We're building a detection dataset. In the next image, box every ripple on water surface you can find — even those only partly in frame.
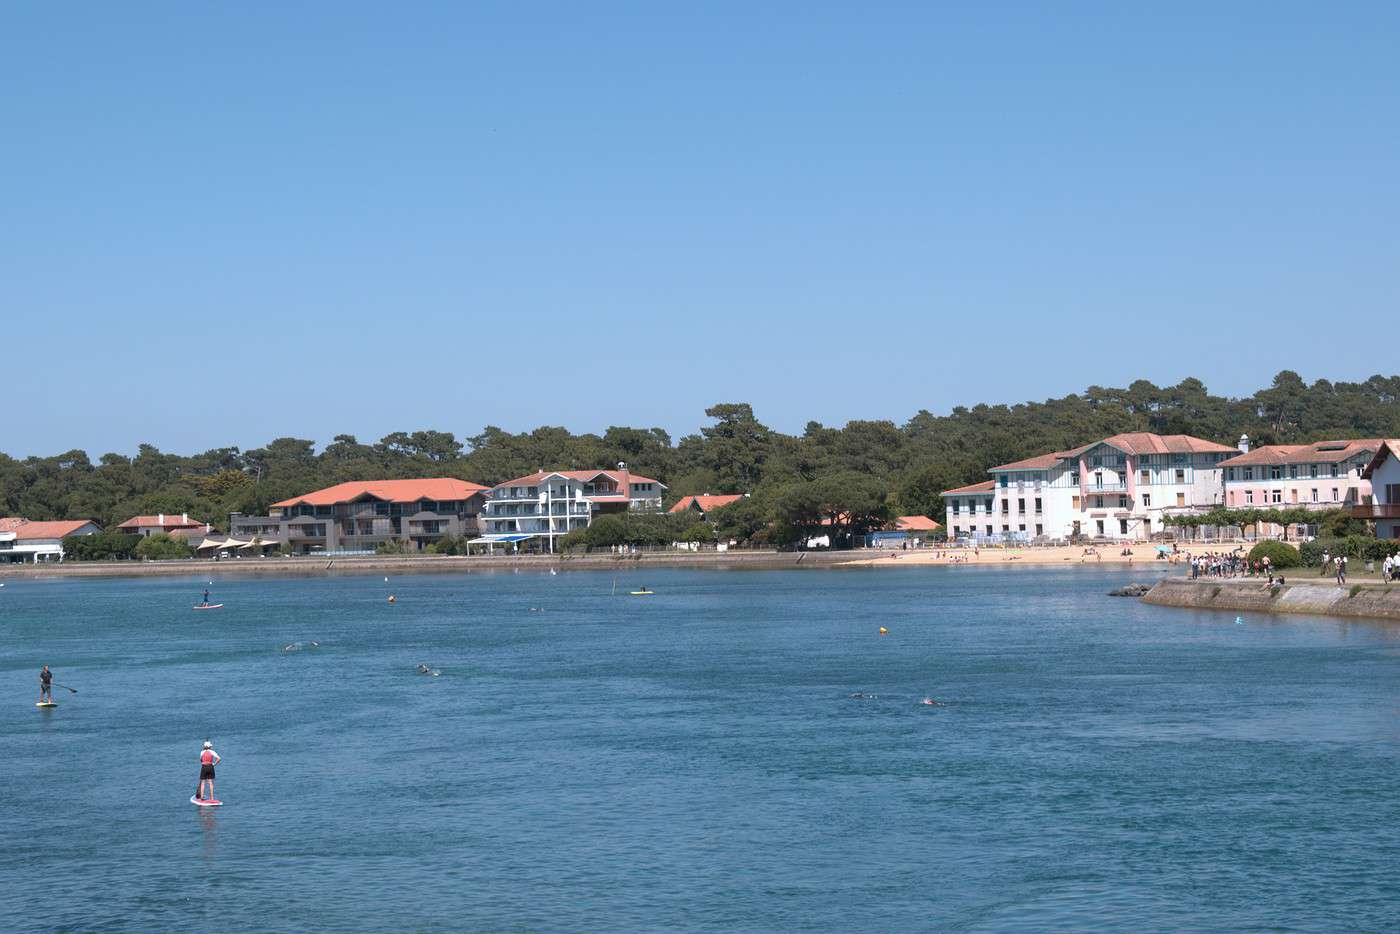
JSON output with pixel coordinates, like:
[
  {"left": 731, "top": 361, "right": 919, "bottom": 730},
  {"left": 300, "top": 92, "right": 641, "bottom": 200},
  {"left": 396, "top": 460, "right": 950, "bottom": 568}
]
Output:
[{"left": 2, "top": 566, "right": 1399, "bottom": 932}]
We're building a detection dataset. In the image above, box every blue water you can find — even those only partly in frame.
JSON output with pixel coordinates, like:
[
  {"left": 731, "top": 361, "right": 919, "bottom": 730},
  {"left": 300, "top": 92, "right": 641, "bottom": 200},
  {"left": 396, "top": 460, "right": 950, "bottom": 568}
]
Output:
[{"left": 3, "top": 566, "right": 1399, "bottom": 932}]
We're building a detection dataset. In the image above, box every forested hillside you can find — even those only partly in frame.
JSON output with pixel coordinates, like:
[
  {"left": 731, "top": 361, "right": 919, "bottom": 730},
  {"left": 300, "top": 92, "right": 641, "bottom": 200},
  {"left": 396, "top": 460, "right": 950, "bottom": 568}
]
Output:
[{"left": 4, "top": 371, "right": 1398, "bottom": 534}]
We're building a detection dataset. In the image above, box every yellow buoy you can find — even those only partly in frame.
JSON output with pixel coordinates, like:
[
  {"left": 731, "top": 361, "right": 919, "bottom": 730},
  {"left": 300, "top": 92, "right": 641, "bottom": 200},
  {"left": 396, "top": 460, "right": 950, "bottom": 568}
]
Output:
[
  {"left": 387, "top": 595, "right": 396, "bottom": 604},
  {"left": 879, "top": 627, "right": 889, "bottom": 635}
]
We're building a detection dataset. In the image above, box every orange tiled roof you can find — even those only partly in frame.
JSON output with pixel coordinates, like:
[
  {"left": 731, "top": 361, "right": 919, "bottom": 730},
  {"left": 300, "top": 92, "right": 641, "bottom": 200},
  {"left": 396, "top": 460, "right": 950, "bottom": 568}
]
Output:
[
  {"left": 272, "top": 478, "right": 489, "bottom": 508},
  {"left": 1058, "top": 432, "right": 1237, "bottom": 459},
  {"left": 942, "top": 480, "right": 996, "bottom": 495},
  {"left": 0, "top": 518, "right": 100, "bottom": 539},
  {"left": 987, "top": 452, "right": 1062, "bottom": 471},
  {"left": 1218, "top": 439, "right": 1382, "bottom": 469},
  {"left": 894, "top": 515, "right": 941, "bottom": 531},
  {"left": 116, "top": 514, "right": 207, "bottom": 530},
  {"left": 669, "top": 494, "right": 745, "bottom": 514}
]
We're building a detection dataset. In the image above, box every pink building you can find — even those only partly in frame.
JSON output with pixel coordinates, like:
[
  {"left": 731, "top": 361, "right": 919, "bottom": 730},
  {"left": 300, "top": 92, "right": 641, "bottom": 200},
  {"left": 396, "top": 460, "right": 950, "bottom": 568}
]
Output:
[{"left": 1219, "top": 436, "right": 1380, "bottom": 513}]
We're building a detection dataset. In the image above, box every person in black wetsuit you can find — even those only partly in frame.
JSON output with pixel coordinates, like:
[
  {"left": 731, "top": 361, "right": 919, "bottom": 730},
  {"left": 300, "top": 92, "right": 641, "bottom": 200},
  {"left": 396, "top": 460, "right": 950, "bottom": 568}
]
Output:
[{"left": 39, "top": 666, "right": 53, "bottom": 704}]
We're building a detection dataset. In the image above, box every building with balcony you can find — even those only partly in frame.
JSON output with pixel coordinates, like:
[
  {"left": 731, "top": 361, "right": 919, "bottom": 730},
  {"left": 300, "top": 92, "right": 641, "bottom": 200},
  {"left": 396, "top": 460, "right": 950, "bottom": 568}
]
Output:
[
  {"left": 0, "top": 517, "right": 101, "bottom": 562},
  {"left": 116, "top": 513, "right": 210, "bottom": 538},
  {"left": 942, "top": 432, "right": 1237, "bottom": 542},
  {"left": 229, "top": 478, "right": 490, "bottom": 554},
  {"left": 479, "top": 463, "right": 665, "bottom": 552},
  {"left": 1356, "top": 439, "right": 1400, "bottom": 539},
  {"left": 1219, "top": 436, "right": 1379, "bottom": 513}
]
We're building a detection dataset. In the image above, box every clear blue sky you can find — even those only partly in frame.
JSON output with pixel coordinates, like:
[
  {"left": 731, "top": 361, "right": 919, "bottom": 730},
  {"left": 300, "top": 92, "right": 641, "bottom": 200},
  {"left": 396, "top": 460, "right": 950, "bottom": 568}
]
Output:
[{"left": 3, "top": 3, "right": 1397, "bottom": 458}]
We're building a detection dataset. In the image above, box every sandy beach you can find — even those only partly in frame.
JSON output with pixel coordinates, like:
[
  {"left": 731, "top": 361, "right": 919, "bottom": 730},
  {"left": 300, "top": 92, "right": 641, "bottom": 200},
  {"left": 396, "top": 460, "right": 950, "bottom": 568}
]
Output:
[{"left": 846, "top": 542, "right": 1227, "bottom": 568}]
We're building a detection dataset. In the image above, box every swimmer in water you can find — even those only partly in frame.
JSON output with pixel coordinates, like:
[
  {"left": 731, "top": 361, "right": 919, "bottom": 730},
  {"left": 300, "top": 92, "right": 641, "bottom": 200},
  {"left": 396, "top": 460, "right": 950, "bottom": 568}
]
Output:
[{"left": 920, "top": 697, "right": 938, "bottom": 706}]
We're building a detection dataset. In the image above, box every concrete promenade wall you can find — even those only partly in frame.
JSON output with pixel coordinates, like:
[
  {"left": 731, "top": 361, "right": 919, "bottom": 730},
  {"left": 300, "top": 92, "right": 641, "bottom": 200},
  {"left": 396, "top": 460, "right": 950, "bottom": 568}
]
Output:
[
  {"left": 0, "top": 549, "right": 871, "bottom": 581},
  {"left": 1143, "top": 577, "right": 1400, "bottom": 622}
]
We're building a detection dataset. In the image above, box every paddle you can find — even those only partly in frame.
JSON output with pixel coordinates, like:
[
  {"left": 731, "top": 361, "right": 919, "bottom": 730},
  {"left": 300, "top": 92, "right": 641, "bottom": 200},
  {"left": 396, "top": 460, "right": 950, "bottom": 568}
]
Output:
[{"left": 52, "top": 683, "right": 78, "bottom": 694}]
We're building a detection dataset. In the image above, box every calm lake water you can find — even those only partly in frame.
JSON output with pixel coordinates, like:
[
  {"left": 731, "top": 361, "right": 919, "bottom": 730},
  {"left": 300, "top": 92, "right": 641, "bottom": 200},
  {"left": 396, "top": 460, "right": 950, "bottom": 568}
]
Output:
[{"left": 3, "top": 565, "right": 1399, "bottom": 932}]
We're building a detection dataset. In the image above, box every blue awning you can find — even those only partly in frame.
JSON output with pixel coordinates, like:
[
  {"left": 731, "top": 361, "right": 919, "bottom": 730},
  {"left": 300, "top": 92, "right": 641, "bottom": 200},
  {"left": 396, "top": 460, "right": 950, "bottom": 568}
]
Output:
[{"left": 467, "top": 534, "right": 536, "bottom": 544}]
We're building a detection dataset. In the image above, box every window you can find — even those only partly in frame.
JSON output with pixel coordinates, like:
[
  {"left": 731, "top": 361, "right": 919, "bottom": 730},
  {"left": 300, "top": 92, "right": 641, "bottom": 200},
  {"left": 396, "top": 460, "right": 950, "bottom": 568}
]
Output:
[
  {"left": 1118, "top": 496, "right": 1128, "bottom": 509},
  {"left": 1311, "top": 488, "right": 1318, "bottom": 502},
  {"left": 1332, "top": 488, "right": 1339, "bottom": 501},
  {"left": 999, "top": 475, "right": 1008, "bottom": 488},
  {"left": 1094, "top": 496, "right": 1104, "bottom": 509},
  {"left": 1034, "top": 497, "right": 1042, "bottom": 514},
  {"left": 1245, "top": 490, "right": 1254, "bottom": 505},
  {"left": 1243, "top": 467, "right": 1254, "bottom": 480},
  {"left": 1140, "top": 470, "right": 1151, "bottom": 485},
  {"left": 1331, "top": 464, "right": 1339, "bottom": 478},
  {"left": 1091, "top": 456, "right": 1103, "bottom": 467},
  {"left": 1142, "top": 493, "right": 1151, "bottom": 507},
  {"left": 1175, "top": 469, "right": 1186, "bottom": 483},
  {"left": 1271, "top": 489, "right": 1282, "bottom": 504},
  {"left": 985, "top": 525, "right": 992, "bottom": 535},
  {"left": 953, "top": 525, "right": 961, "bottom": 536},
  {"left": 1001, "top": 524, "right": 1009, "bottom": 533},
  {"left": 1001, "top": 499, "right": 1010, "bottom": 515},
  {"left": 1119, "top": 519, "right": 1129, "bottom": 534},
  {"left": 1018, "top": 524, "right": 1025, "bottom": 533},
  {"left": 1289, "top": 465, "right": 1298, "bottom": 479},
  {"left": 1072, "top": 496, "right": 1081, "bottom": 509},
  {"left": 1309, "top": 465, "right": 1318, "bottom": 478},
  {"left": 1270, "top": 466, "right": 1283, "bottom": 480},
  {"left": 1035, "top": 524, "right": 1043, "bottom": 535},
  {"left": 1096, "top": 520, "right": 1105, "bottom": 534},
  {"left": 984, "top": 498, "right": 993, "bottom": 513},
  {"left": 1226, "top": 467, "right": 1235, "bottom": 481},
  {"left": 1094, "top": 471, "right": 1104, "bottom": 488},
  {"left": 1017, "top": 498, "right": 1025, "bottom": 513},
  {"left": 951, "top": 501, "right": 960, "bottom": 516},
  {"left": 1387, "top": 484, "right": 1400, "bottom": 504},
  {"left": 1069, "top": 472, "right": 1079, "bottom": 486}
]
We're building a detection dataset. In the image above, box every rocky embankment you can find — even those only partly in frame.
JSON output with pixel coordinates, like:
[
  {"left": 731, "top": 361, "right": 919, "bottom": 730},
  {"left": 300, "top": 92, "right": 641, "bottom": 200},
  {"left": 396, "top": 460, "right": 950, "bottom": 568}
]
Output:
[{"left": 1142, "top": 577, "right": 1400, "bottom": 622}]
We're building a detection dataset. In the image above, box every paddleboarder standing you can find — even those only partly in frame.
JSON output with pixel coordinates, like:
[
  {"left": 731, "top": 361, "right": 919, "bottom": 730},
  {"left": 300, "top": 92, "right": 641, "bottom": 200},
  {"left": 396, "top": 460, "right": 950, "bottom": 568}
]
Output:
[
  {"left": 39, "top": 666, "right": 53, "bottom": 705},
  {"left": 197, "top": 741, "right": 221, "bottom": 802}
]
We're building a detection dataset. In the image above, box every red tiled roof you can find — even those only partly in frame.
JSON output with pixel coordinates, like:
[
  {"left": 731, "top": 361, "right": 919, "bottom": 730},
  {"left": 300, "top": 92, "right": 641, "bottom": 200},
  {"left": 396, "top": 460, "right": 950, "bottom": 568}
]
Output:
[
  {"left": 942, "top": 480, "right": 996, "bottom": 495},
  {"left": 669, "top": 494, "right": 745, "bottom": 514},
  {"left": 116, "top": 514, "right": 206, "bottom": 530},
  {"left": 1060, "top": 433, "right": 1236, "bottom": 458},
  {"left": 0, "top": 518, "right": 100, "bottom": 539},
  {"left": 988, "top": 453, "right": 1062, "bottom": 471},
  {"left": 894, "top": 515, "right": 941, "bottom": 531},
  {"left": 1362, "top": 440, "right": 1400, "bottom": 479},
  {"left": 1218, "top": 439, "right": 1382, "bottom": 468},
  {"left": 493, "top": 470, "right": 664, "bottom": 489},
  {"left": 271, "top": 478, "right": 490, "bottom": 508}
]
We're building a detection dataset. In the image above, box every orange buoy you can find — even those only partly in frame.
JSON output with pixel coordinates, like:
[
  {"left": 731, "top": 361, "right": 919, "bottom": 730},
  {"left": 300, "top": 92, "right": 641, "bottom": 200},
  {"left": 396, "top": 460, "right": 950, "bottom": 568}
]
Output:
[{"left": 878, "top": 627, "right": 889, "bottom": 635}]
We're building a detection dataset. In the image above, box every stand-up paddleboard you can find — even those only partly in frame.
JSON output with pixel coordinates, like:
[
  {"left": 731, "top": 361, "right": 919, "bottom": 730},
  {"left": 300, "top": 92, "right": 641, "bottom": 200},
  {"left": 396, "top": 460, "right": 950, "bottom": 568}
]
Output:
[
  {"left": 36, "top": 702, "right": 58, "bottom": 708},
  {"left": 629, "top": 591, "right": 653, "bottom": 596},
  {"left": 190, "top": 795, "right": 223, "bottom": 807},
  {"left": 193, "top": 604, "right": 224, "bottom": 610}
]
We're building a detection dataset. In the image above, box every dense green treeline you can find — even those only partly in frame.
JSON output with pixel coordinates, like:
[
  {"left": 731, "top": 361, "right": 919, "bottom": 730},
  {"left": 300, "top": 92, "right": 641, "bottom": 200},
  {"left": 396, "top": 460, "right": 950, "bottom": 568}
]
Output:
[{"left": 4, "top": 371, "right": 1399, "bottom": 537}]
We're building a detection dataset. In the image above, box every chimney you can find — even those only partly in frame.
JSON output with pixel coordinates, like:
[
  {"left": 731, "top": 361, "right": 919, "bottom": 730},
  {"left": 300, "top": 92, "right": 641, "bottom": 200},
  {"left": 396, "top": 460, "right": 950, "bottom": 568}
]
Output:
[
  {"left": 618, "top": 461, "right": 630, "bottom": 500},
  {"left": 182, "top": 513, "right": 188, "bottom": 523},
  {"left": 158, "top": 513, "right": 165, "bottom": 525},
  {"left": 1238, "top": 434, "right": 1250, "bottom": 454}
]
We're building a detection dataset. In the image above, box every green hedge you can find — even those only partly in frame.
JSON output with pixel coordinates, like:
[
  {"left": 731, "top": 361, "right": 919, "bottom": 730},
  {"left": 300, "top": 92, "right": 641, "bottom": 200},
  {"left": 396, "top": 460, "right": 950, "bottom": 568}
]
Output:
[
  {"left": 1299, "top": 537, "right": 1400, "bottom": 566},
  {"left": 1248, "top": 540, "right": 1301, "bottom": 569}
]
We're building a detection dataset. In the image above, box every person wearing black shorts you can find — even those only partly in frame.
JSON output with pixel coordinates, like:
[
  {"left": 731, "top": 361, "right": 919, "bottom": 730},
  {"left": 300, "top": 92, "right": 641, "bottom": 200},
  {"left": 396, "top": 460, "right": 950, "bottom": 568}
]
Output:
[
  {"left": 39, "top": 666, "right": 53, "bottom": 704},
  {"left": 197, "top": 741, "right": 221, "bottom": 801}
]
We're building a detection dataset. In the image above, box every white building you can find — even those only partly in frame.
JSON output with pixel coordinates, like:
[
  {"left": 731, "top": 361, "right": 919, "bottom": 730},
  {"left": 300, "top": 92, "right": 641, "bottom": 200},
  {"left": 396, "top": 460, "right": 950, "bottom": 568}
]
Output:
[
  {"left": 1358, "top": 439, "right": 1400, "bottom": 539},
  {"left": 943, "top": 432, "right": 1236, "bottom": 543},
  {"left": 478, "top": 463, "right": 666, "bottom": 552},
  {"left": 0, "top": 518, "right": 102, "bottom": 562}
]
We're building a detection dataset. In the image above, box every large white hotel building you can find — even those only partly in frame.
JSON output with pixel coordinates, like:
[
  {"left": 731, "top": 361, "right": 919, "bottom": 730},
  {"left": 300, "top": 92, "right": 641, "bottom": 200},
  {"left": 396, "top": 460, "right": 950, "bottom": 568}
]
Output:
[{"left": 942, "top": 432, "right": 1238, "bottom": 543}]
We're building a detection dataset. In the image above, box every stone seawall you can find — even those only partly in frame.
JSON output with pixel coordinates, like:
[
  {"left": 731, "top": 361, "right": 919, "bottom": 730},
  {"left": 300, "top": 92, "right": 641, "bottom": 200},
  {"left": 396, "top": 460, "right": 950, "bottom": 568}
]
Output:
[
  {"left": 1142, "top": 577, "right": 1400, "bottom": 622},
  {"left": 0, "top": 549, "right": 871, "bottom": 581}
]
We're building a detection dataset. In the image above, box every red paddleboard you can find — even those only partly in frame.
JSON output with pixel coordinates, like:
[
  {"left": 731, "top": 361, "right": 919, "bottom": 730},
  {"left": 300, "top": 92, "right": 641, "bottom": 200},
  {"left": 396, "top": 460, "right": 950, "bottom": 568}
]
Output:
[
  {"left": 190, "top": 795, "right": 223, "bottom": 807},
  {"left": 193, "top": 604, "right": 224, "bottom": 610}
]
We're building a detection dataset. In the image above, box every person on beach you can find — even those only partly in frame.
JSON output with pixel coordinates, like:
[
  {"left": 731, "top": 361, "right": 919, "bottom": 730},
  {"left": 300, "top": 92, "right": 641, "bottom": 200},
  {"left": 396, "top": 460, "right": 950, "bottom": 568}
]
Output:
[
  {"left": 197, "top": 741, "right": 221, "bottom": 801},
  {"left": 39, "top": 666, "right": 53, "bottom": 704}
]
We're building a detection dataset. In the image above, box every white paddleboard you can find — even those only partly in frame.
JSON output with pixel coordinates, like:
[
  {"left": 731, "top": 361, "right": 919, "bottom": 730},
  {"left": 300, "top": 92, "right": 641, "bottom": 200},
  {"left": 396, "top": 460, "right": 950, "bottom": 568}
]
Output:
[
  {"left": 190, "top": 795, "right": 223, "bottom": 807},
  {"left": 36, "top": 702, "right": 58, "bottom": 708}
]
